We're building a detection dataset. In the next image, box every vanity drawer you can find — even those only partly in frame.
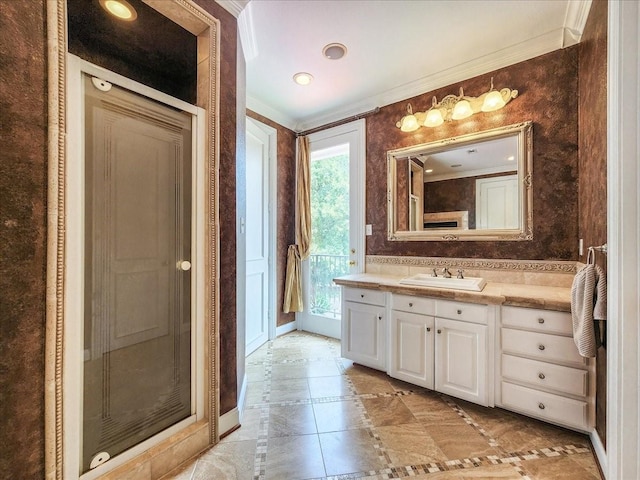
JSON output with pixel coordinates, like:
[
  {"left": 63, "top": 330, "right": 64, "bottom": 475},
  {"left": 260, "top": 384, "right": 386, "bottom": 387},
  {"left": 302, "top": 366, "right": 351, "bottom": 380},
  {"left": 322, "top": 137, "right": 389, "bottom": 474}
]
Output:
[
  {"left": 436, "top": 300, "right": 488, "bottom": 325},
  {"left": 502, "top": 306, "right": 572, "bottom": 335},
  {"left": 343, "top": 287, "right": 386, "bottom": 306},
  {"left": 501, "top": 381, "right": 589, "bottom": 430},
  {"left": 391, "top": 294, "right": 436, "bottom": 315},
  {"left": 502, "top": 354, "right": 588, "bottom": 397},
  {"left": 502, "top": 328, "right": 585, "bottom": 365}
]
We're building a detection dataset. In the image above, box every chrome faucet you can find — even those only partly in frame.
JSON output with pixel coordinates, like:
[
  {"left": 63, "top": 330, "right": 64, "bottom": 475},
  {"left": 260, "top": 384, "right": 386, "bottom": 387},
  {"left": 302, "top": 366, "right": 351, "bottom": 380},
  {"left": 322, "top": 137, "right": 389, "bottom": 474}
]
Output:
[
  {"left": 457, "top": 269, "right": 464, "bottom": 279},
  {"left": 442, "top": 267, "right": 452, "bottom": 278}
]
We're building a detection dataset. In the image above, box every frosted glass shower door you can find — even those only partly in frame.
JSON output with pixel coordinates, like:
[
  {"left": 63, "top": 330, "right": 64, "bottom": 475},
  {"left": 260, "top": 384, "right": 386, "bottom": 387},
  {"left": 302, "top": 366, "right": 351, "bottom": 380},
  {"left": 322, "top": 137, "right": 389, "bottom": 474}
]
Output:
[{"left": 82, "top": 76, "right": 193, "bottom": 472}]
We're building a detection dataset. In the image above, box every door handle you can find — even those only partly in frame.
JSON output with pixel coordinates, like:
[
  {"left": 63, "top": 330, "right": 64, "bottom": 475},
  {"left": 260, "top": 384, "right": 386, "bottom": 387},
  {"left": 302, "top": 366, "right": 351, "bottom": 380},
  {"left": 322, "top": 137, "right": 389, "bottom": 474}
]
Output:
[
  {"left": 349, "top": 261, "right": 356, "bottom": 266},
  {"left": 178, "top": 260, "right": 192, "bottom": 271}
]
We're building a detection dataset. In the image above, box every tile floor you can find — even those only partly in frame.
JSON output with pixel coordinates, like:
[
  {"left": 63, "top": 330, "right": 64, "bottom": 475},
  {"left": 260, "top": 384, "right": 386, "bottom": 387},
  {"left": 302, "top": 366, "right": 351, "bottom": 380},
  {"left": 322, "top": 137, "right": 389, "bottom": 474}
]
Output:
[{"left": 166, "top": 332, "right": 602, "bottom": 480}]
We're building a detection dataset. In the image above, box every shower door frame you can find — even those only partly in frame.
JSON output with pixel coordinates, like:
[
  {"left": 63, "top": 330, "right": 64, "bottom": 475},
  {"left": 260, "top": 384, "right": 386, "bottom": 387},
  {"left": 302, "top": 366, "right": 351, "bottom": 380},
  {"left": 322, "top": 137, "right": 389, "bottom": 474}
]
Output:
[
  {"left": 64, "top": 55, "right": 206, "bottom": 479},
  {"left": 45, "top": 1, "right": 221, "bottom": 478}
]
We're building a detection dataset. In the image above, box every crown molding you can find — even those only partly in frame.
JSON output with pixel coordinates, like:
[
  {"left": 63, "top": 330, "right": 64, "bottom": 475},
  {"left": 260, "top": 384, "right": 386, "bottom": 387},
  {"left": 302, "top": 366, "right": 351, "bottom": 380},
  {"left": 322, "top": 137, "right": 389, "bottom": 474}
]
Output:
[
  {"left": 214, "top": 0, "right": 248, "bottom": 18},
  {"left": 293, "top": 28, "right": 566, "bottom": 132},
  {"left": 237, "top": 2, "right": 257, "bottom": 61},
  {"left": 563, "top": 0, "right": 593, "bottom": 46},
  {"left": 246, "top": 95, "right": 298, "bottom": 131}
]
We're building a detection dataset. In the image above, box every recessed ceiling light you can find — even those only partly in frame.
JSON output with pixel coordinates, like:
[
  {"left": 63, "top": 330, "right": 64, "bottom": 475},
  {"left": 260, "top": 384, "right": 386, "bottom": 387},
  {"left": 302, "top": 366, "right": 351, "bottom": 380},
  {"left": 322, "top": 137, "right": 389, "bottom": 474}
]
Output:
[
  {"left": 507, "top": 155, "right": 515, "bottom": 161},
  {"left": 293, "top": 72, "right": 313, "bottom": 86},
  {"left": 99, "top": 0, "right": 138, "bottom": 21},
  {"left": 467, "top": 149, "right": 477, "bottom": 154},
  {"left": 323, "top": 43, "right": 347, "bottom": 60},
  {"left": 425, "top": 169, "right": 434, "bottom": 173},
  {"left": 450, "top": 164, "right": 462, "bottom": 168}
]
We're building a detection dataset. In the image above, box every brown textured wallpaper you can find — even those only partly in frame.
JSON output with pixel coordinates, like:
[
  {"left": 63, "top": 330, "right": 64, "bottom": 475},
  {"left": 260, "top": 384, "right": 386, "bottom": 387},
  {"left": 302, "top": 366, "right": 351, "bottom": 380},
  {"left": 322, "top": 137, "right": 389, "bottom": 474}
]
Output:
[
  {"left": 246, "top": 110, "right": 297, "bottom": 327},
  {"left": 367, "top": 47, "right": 580, "bottom": 260},
  {"left": 0, "top": 2, "right": 48, "bottom": 478},
  {"left": 578, "top": 0, "right": 608, "bottom": 448}
]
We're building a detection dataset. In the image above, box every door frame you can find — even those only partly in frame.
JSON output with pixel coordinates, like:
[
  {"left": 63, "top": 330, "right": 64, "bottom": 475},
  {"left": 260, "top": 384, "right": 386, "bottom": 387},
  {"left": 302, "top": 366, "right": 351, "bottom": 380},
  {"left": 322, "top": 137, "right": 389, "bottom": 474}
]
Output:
[
  {"left": 63, "top": 54, "right": 206, "bottom": 480},
  {"left": 299, "top": 119, "right": 366, "bottom": 338},
  {"left": 246, "top": 117, "right": 278, "bottom": 346},
  {"left": 45, "top": 1, "right": 221, "bottom": 478}
]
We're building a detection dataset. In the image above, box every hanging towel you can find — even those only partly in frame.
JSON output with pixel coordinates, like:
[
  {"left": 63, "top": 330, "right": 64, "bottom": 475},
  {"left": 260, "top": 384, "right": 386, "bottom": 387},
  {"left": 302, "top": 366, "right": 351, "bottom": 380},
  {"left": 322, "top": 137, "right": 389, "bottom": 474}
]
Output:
[{"left": 571, "top": 264, "right": 607, "bottom": 357}]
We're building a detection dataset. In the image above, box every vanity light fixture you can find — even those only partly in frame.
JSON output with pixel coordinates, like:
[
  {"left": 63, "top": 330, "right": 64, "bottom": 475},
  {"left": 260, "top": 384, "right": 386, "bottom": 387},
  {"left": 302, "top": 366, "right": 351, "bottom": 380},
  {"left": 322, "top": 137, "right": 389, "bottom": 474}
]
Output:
[
  {"left": 293, "top": 72, "right": 314, "bottom": 86},
  {"left": 396, "top": 77, "right": 518, "bottom": 131},
  {"left": 99, "top": 0, "right": 138, "bottom": 21}
]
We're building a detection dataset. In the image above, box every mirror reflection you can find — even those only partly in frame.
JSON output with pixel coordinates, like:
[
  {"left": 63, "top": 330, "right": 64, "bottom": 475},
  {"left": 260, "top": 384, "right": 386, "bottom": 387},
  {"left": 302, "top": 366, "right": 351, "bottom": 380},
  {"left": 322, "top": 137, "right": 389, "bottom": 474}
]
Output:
[{"left": 387, "top": 121, "right": 533, "bottom": 241}]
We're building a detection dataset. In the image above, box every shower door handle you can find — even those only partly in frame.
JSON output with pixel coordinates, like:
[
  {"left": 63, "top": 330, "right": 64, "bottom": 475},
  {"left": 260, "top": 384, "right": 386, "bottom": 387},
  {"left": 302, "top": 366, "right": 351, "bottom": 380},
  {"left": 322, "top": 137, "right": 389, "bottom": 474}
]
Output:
[{"left": 178, "top": 260, "right": 192, "bottom": 271}]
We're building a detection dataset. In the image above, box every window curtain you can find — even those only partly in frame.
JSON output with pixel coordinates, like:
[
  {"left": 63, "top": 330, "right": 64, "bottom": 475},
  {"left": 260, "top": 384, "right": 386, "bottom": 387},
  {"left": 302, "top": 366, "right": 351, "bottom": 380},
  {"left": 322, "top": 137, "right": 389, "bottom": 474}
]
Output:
[{"left": 283, "top": 136, "right": 311, "bottom": 313}]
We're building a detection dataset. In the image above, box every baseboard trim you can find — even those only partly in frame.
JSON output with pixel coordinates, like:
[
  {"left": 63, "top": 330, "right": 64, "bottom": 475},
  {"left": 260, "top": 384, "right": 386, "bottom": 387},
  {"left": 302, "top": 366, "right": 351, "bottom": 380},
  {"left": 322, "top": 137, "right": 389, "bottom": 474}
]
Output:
[
  {"left": 218, "top": 407, "right": 240, "bottom": 437},
  {"left": 276, "top": 320, "right": 297, "bottom": 336},
  {"left": 590, "top": 429, "right": 607, "bottom": 478}
]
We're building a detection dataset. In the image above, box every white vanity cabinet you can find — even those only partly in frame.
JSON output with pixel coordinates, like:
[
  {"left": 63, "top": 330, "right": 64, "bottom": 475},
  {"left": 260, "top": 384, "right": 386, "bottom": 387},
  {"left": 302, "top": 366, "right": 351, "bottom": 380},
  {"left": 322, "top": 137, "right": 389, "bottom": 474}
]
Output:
[
  {"left": 434, "top": 301, "right": 491, "bottom": 406},
  {"left": 341, "top": 287, "right": 386, "bottom": 370},
  {"left": 499, "top": 305, "right": 593, "bottom": 431},
  {"left": 389, "top": 295, "right": 436, "bottom": 389},
  {"left": 389, "top": 295, "right": 492, "bottom": 406}
]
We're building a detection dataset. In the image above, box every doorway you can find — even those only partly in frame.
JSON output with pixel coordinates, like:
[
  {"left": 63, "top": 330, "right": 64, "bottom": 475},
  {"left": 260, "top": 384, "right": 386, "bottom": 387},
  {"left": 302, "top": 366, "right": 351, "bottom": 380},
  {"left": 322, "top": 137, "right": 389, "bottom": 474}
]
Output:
[
  {"left": 245, "top": 118, "right": 277, "bottom": 355},
  {"left": 299, "top": 120, "right": 366, "bottom": 339}
]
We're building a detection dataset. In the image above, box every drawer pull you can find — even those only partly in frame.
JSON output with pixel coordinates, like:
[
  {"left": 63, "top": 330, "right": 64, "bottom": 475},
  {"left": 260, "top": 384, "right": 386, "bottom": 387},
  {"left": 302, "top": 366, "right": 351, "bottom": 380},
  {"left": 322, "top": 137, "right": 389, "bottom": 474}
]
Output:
[
  {"left": 360, "top": 294, "right": 364, "bottom": 298},
  {"left": 457, "top": 309, "right": 462, "bottom": 315},
  {"left": 538, "top": 318, "right": 545, "bottom": 324},
  {"left": 538, "top": 373, "right": 546, "bottom": 380},
  {"left": 426, "top": 327, "right": 431, "bottom": 332},
  {"left": 538, "top": 403, "right": 546, "bottom": 410},
  {"left": 409, "top": 302, "right": 413, "bottom": 307},
  {"left": 378, "top": 315, "right": 382, "bottom": 320},
  {"left": 538, "top": 344, "right": 546, "bottom": 351},
  {"left": 437, "top": 329, "right": 442, "bottom": 334}
]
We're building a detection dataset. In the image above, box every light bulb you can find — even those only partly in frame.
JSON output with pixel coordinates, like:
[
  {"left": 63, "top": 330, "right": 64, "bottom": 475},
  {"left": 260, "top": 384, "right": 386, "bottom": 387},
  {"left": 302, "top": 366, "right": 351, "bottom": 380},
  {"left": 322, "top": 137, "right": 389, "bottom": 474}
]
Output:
[
  {"left": 482, "top": 90, "right": 506, "bottom": 112},
  {"left": 100, "top": 0, "right": 137, "bottom": 21},
  {"left": 452, "top": 99, "right": 472, "bottom": 120},
  {"left": 424, "top": 108, "right": 444, "bottom": 127},
  {"left": 400, "top": 114, "right": 419, "bottom": 132}
]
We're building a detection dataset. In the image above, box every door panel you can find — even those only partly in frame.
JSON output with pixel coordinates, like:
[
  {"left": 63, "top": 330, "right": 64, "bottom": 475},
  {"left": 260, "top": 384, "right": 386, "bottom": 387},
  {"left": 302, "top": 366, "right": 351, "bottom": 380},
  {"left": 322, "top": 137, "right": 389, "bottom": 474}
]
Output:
[
  {"left": 245, "top": 119, "right": 270, "bottom": 354},
  {"left": 83, "top": 75, "right": 192, "bottom": 472}
]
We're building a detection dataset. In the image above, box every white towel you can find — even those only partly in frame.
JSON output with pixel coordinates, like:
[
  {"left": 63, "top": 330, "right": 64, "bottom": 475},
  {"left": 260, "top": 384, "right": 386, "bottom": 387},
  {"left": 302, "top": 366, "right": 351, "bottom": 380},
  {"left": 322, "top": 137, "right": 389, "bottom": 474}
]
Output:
[{"left": 571, "top": 264, "right": 607, "bottom": 357}]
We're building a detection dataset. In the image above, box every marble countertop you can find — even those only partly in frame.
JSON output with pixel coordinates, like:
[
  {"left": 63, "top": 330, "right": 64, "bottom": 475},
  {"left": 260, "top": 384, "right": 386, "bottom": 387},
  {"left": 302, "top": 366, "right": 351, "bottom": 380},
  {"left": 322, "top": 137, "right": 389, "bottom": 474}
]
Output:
[{"left": 333, "top": 273, "right": 571, "bottom": 312}]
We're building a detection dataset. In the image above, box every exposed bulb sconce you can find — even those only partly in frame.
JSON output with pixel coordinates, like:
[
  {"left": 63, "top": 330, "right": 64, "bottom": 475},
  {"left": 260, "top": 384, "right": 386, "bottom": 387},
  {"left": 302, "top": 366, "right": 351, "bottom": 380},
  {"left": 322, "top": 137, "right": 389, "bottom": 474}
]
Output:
[{"left": 396, "top": 77, "right": 518, "bottom": 131}]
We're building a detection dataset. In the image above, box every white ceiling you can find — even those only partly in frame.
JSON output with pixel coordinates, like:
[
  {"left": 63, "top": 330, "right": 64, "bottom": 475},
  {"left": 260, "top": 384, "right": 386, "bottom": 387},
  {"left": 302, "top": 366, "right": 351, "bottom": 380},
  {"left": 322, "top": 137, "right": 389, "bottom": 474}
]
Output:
[{"left": 235, "top": 0, "right": 592, "bottom": 132}]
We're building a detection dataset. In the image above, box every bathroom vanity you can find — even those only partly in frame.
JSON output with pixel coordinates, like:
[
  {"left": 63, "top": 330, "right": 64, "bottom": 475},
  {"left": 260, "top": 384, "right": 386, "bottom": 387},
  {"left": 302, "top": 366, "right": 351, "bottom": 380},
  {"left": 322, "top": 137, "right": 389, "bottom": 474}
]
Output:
[{"left": 335, "top": 274, "right": 594, "bottom": 433}]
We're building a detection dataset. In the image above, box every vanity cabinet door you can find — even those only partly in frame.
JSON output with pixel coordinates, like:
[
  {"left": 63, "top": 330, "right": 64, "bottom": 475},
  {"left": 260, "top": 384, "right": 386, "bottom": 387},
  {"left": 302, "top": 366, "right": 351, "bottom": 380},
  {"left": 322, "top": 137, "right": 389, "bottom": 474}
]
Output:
[
  {"left": 342, "top": 301, "right": 386, "bottom": 370},
  {"left": 389, "top": 310, "right": 435, "bottom": 389},
  {"left": 435, "top": 317, "right": 488, "bottom": 406}
]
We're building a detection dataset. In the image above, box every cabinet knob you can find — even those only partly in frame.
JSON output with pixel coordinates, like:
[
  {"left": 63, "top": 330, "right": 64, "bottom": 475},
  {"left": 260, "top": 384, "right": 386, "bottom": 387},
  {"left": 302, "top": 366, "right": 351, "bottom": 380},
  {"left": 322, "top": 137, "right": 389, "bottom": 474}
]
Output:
[
  {"left": 538, "top": 344, "right": 546, "bottom": 351},
  {"left": 360, "top": 294, "right": 364, "bottom": 298},
  {"left": 409, "top": 302, "right": 413, "bottom": 307},
  {"left": 538, "top": 318, "right": 545, "bottom": 324},
  {"left": 378, "top": 315, "right": 382, "bottom": 320},
  {"left": 538, "top": 403, "right": 546, "bottom": 410},
  {"left": 426, "top": 327, "right": 431, "bottom": 332},
  {"left": 457, "top": 309, "right": 462, "bottom": 315},
  {"left": 538, "top": 373, "right": 546, "bottom": 380},
  {"left": 437, "top": 329, "right": 442, "bottom": 334}
]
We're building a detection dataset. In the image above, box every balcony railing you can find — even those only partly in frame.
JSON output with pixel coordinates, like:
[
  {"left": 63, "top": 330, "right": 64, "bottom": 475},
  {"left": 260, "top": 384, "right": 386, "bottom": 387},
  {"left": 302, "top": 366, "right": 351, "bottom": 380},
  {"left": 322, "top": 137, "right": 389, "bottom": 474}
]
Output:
[{"left": 309, "top": 254, "right": 349, "bottom": 318}]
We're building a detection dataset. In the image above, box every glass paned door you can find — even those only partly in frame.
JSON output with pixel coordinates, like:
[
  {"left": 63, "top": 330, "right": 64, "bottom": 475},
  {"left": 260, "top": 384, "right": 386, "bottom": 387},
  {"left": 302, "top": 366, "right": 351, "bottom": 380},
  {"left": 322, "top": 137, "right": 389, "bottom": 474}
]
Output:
[
  {"left": 309, "top": 144, "right": 350, "bottom": 319},
  {"left": 301, "top": 121, "right": 365, "bottom": 339},
  {"left": 82, "top": 75, "right": 193, "bottom": 472}
]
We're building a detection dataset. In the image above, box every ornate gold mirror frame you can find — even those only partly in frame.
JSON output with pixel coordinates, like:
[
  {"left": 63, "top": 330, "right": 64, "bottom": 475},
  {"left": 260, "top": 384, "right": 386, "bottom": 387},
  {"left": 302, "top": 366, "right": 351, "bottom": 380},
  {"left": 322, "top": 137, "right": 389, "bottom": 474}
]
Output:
[
  {"left": 45, "top": 1, "right": 220, "bottom": 477},
  {"left": 387, "top": 121, "right": 533, "bottom": 241}
]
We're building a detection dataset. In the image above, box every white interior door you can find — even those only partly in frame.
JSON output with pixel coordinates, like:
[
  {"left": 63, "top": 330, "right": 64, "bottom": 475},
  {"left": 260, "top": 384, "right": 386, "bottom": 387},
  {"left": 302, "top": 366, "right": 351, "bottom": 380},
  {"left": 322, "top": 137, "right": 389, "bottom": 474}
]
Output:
[
  {"left": 245, "top": 119, "right": 270, "bottom": 355},
  {"left": 300, "top": 120, "right": 366, "bottom": 339},
  {"left": 476, "top": 174, "right": 519, "bottom": 229}
]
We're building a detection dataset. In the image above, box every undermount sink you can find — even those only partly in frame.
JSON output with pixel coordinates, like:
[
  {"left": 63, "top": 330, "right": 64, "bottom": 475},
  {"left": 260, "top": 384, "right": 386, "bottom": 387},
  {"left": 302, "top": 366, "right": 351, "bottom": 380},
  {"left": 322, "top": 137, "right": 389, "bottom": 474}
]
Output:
[{"left": 399, "top": 274, "right": 487, "bottom": 292}]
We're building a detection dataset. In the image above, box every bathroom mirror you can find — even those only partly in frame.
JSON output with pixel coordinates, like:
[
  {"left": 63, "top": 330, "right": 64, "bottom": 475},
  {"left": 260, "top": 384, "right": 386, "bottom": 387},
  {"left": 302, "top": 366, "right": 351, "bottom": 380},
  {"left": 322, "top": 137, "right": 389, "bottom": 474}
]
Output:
[{"left": 387, "top": 121, "right": 533, "bottom": 241}]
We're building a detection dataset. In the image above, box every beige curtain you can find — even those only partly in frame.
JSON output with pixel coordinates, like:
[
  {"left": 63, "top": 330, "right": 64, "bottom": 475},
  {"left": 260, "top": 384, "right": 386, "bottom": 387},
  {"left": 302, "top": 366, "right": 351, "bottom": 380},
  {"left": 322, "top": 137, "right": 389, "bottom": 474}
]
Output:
[{"left": 283, "top": 136, "right": 311, "bottom": 313}]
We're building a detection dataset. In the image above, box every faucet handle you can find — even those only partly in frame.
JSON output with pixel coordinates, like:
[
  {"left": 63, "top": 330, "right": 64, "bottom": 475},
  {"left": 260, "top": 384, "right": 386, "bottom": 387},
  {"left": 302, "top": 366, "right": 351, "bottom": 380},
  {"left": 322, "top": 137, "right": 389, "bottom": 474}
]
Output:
[
  {"left": 442, "top": 267, "right": 452, "bottom": 278},
  {"left": 457, "top": 269, "right": 464, "bottom": 279},
  {"left": 431, "top": 268, "right": 438, "bottom": 277}
]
